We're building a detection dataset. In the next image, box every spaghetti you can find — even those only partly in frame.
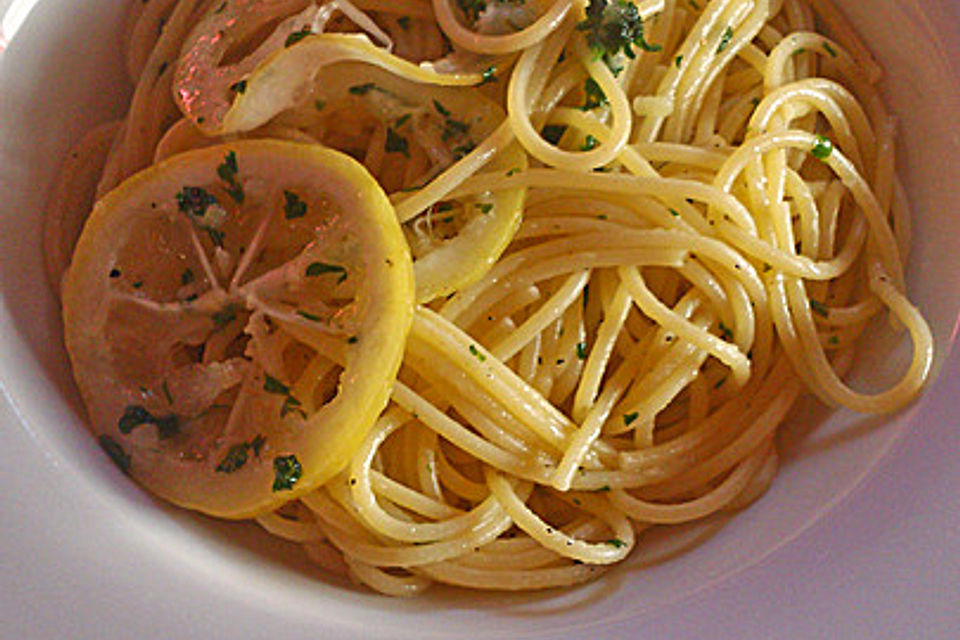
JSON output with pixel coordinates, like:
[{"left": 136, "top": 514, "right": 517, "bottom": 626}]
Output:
[{"left": 48, "top": 0, "right": 933, "bottom": 595}]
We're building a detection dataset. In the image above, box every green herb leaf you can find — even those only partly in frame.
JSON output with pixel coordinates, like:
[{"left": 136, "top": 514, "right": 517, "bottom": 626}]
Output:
[
  {"left": 283, "top": 190, "right": 308, "bottom": 219},
  {"left": 229, "top": 79, "right": 247, "bottom": 94},
  {"left": 284, "top": 26, "right": 311, "bottom": 48},
  {"left": 469, "top": 344, "right": 487, "bottom": 362},
  {"left": 811, "top": 134, "right": 834, "bottom": 160},
  {"left": 481, "top": 65, "right": 497, "bottom": 84},
  {"left": 263, "top": 373, "right": 290, "bottom": 396},
  {"left": 385, "top": 127, "right": 410, "bottom": 157},
  {"left": 176, "top": 186, "right": 217, "bottom": 218},
  {"left": 216, "top": 443, "right": 251, "bottom": 473},
  {"left": 117, "top": 405, "right": 180, "bottom": 439},
  {"left": 581, "top": 77, "right": 608, "bottom": 110},
  {"left": 623, "top": 411, "right": 639, "bottom": 426},
  {"left": 348, "top": 82, "right": 377, "bottom": 96},
  {"left": 217, "top": 150, "right": 244, "bottom": 203},
  {"left": 98, "top": 435, "right": 131, "bottom": 474},
  {"left": 716, "top": 25, "right": 734, "bottom": 53},
  {"left": 606, "top": 538, "right": 627, "bottom": 548},
  {"left": 576, "top": 341, "right": 589, "bottom": 359},
  {"left": 576, "top": 0, "right": 661, "bottom": 74},
  {"left": 272, "top": 454, "right": 302, "bottom": 491},
  {"left": 475, "top": 202, "right": 494, "bottom": 214},
  {"left": 810, "top": 299, "right": 830, "bottom": 318},
  {"left": 542, "top": 124, "right": 567, "bottom": 145},
  {"left": 305, "top": 261, "right": 347, "bottom": 283},
  {"left": 581, "top": 134, "right": 599, "bottom": 151}
]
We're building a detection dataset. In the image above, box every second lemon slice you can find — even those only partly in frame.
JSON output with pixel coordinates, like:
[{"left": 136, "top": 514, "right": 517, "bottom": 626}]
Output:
[{"left": 63, "top": 139, "right": 414, "bottom": 518}]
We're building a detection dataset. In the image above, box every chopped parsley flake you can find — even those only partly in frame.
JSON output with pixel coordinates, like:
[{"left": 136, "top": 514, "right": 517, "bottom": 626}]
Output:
[
  {"left": 397, "top": 16, "right": 411, "bottom": 29},
  {"left": 272, "top": 455, "right": 302, "bottom": 491},
  {"left": 206, "top": 228, "right": 225, "bottom": 248},
  {"left": 577, "top": 0, "right": 661, "bottom": 74},
  {"left": 469, "top": 344, "right": 487, "bottom": 362},
  {"left": 211, "top": 304, "right": 238, "bottom": 331},
  {"left": 263, "top": 373, "right": 290, "bottom": 396},
  {"left": 216, "top": 442, "right": 252, "bottom": 473},
  {"left": 180, "top": 268, "right": 195, "bottom": 286},
  {"left": 229, "top": 79, "right": 247, "bottom": 94},
  {"left": 348, "top": 82, "right": 377, "bottom": 96},
  {"left": 606, "top": 538, "right": 627, "bottom": 548},
  {"left": 718, "top": 321, "right": 733, "bottom": 341},
  {"left": 581, "top": 134, "right": 599, "bottom": 151},
  {"left": 117, "top": 405, "right": 180, "bottom": 440},
  {"left": 476, "top": 202, "right": 494, "bottom": 214},
  {"left": 296, "top": 310, "right": 323, "bottom": 322},
  {"left": 675, "top": 54, "right": 683, "bottom": 67},
  {"left": 98, "top": 435, "right": 131, "bottom": 474},
  {"left": 284, "top": 26, "right": 312, "bottom": 48},
  {"left": 385, "top": 127, "right": 410, "bottom": 157},
  {"left": 283, "top": 190, "right": 308, "bottom": 219},
  {"left": 217, "top": 150, "right": 244, "bottom": 203},
  {"left": 433, "top": 99, "right": 451, "bottom": 117},
  {"left": 623, "top": 411, "right": 639, "bottom": 426},
  {"left": 811, "top": 134, "right": 834, "bottom": 160},
  {"left": 581, "top": 77, "right": 608, "bottom": 110},
  {"left": 810, "top": 299, "right": 830, "bottom": 318},
  {"left": 481, "top": 66, "right": 497, "bottom": 84},
  {"left": 305, "top": 261, "right": 348, "bottom": 283},
  {"left": 823, "top": 41, "right": 838, "bottom": 57},
  {"left": 717, "top": 26, "right": 734, "bottom": 53},
  {"left": 542, "top": 124, "right": 567, "bottom": 145},
  {"left": 176, "top": 186, "right": 217, "bottom": 218},
  {"left": 576, "top": 342, "right": 589, "bottom": 359}
]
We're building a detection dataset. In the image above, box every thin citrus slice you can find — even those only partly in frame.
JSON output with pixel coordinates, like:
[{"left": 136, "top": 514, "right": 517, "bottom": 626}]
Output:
[
  {"left": 235, "top": 55, "right": 526, "bottom": 302},
  {"left": 175, "top": 5, "right": 493, "bottom": 136},
  {"left": 62, "top": 139, "right": 414, "bottom": 518}
]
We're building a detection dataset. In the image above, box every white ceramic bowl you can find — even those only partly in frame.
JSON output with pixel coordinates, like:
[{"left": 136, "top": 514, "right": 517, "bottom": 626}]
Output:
[{"left": 1, "top": 1, "right": 958, "bottom": 638}]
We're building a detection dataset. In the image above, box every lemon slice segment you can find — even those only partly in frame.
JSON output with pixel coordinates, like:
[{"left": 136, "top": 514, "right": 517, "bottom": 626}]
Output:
[
  {"left": 247, "top": 58, "right": 527, "bottom": 302},
  {"left": 62, "top": 140, "right": 414, "bottom": 518}
]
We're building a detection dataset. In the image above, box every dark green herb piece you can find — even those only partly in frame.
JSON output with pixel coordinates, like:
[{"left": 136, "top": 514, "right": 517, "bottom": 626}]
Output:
[
  {"left": 581, "top": 134, "right": 599, "bottom": 151},
  {"left": 576, "top": 0, "right": 661, "bottom": 74},
  {"left": 217, "top": 150, "right": 244, "bottom": 203},
  {"left": 117, "top": 405, "right": 180, "bottom": 439},
  {"left": 385, "top": 127, "right": 410, "bottom": 157},
  {"left": 263, "top": 373, "right": 291, "bottom": 396},
  {"left": 180, "top": 268, "right": 195, "bottom": 286},
  {"left": 717, "top": 25, "right": 733, "bottom": 53},
  {"left": 469, "top": 344, "right": 487, "bottom": 362},
  {"left": 581, "top": 77, "right": 608, "bottom": 110},
  {"left": 810, "top": 299, "right": 830, "bottom": 318},
  {"left": 176, "top": 186, "right": 217, "bottom": 218},
  {"left": 714, "top": 376, "right": 727, "bottom": 389},
  {"left": 433, "top": 99, "right": 451, "bottom": 117},
  {"left": 397, "top": 16, "right": 411, "bottom": 29},
  {"left": 281, "top": 396, "right": 307, "bottom": 419},
  {"left": 272, "top": 455, "right": 302, "bottom": 491},
  {"left": 229, "top": 79, "right": 247, "bottom": 94},
  {"left": 305, "top": 261, "right": 348, "bottom": 283},
  {"left": 442, "top": 117, "right": 471, "bottom": 141},
  {"left": 216, "top": 443, "right": 251, "bottom": 473},
  {"left": 206, "top": 228, "right": 225, "bottom": 248},
  {"left": 284, "top": 26, "right": 312, "bottom": 48},
  {"left": 811, "top": 134, "right": 833, "bottom": 160},
  {"left": 296, "top": 310, "right": 323, "bottom": 322},
  {"left": 506, "top": 167, "right": 522, "bottom": 176},
  {"left": 314, "top": 99, "right": 326, "bottom": 111},
  {"left": 606, "top": 538, "right": 627, "bottom": 548},
  {"left": 675, "top": 54, "right": 683, "bottom": 67},
  {"left": 283, "top": 190, "right": 308, "bottom": 219},
  {"left": 98, "top": 435, "right": 131, "bottom": 474},
  {"left": 476, "top": 203, "right": 494, "bottom": 214},
  {"left": 211, "top": 304, "right": 238, "bottom": 331},
  {"left": 452, "top": 142, "right": 477, "bottom": 159},
  {"left": 395, "top": 114, "right": 412, "bottom": 128},
  {"left": 822, "top": 41, "right": 838, "bottom": 57},
  {"left": 576, "top": 342, "right": 589, "bottom": 359},
  {"left": 457, "top": 0, "right": 487, "bottom": 22},
  {"left": 542, "top": 124, "right": 567, "bottom": 145},
  {"left": 828, "top": 335, "right": 840, "bottom": 345},
  {"left": 348, "top": 82, "right": 377, "bottom": 96},
  {"left": 718, "top": 321, "right": 733, "bottom": 341},
  {"left": 481, "top": 65, "right": 497, "bottom": 84},
  {"left": 623, "top": 411, "right": 639, "bottom": 426}
]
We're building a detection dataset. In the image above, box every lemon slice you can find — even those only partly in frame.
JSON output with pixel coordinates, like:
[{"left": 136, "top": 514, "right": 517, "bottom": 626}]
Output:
[
  {"left": 62, "top": 140, "right": 414, "bottom": 518},
  {"left": 241, "top": 58, "right": 526, "bottom": 302},
  {"left": 176, "top": 13, "right": 489, "bottom": 136}
]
